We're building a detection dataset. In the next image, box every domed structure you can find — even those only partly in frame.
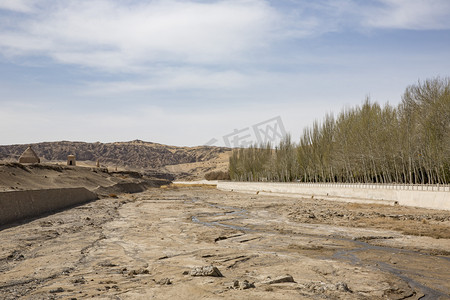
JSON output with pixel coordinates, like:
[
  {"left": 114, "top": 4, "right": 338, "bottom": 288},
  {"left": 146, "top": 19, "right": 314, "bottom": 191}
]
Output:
[
  {"left": 18, "top": 146, "right": 40, "bottom": 164},
  {"left": 67, "top": 155, "right": 76, "bottom": 166}
]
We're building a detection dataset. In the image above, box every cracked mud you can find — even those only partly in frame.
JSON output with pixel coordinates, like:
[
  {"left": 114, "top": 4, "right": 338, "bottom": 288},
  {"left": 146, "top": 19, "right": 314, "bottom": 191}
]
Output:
[{"left": 1, "top": 187, "right": 449, "bottom": 299}]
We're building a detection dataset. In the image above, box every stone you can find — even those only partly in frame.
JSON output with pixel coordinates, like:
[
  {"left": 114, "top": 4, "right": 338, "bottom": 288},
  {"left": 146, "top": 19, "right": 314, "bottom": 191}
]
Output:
[
  {"left": 232, "top": 280, "right": 240, "bottom": 288},
  {"left": 49, "top": 287, "right": 64, "bottom": 293},
  {"left": 231, "top": 279, "right": 256, "bottom": 290},
  {"left": 127, "top": 268, "right": 149, "bottom": 276},
  {"left": 303, "top": 281, "right": 351, "bottom": 293},
  {"left": 263, "top": 274, "right": 295, "bottom": 284},
  {"left": 189, "top": 266, "right": 223, "bottom": 277},
  {"left": 71, "top": 277, "right": 86, "bottom": 284},
  {"left": 156, "top": 278, "right": 172, "bottom": 285},
  {"left": 335, "top": 282, "right": 351, "bottom": 292},
  {"left": 240, "top": 280, "right": 255, "bottom": 289}
]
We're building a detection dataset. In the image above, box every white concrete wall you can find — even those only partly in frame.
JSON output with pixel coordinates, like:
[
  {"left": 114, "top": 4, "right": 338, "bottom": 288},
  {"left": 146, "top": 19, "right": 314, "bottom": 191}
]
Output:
[
  {"left": 217, "top": 182, "right": 450, "bottom": 211},
  {"left": 173, "top": 180, "right": 218, "bottom": 186},
  {"left": 0, "top": 188, "right": 98, "bottom": 226}
]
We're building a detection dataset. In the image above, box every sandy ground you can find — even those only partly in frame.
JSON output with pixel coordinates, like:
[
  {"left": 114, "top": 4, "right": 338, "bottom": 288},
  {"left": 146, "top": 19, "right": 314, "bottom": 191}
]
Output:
[
  {"left": 160, "top": 151, "right": 230, "bottom": 180},
  {"left": 0, "top": 163, "right": 167, "bottom": 194},
  {"left": 0, "top": 163, "right": 124, "bottom": 192},
  {"left": 1, "top": 186, "right": 449, "bottom": 299}
]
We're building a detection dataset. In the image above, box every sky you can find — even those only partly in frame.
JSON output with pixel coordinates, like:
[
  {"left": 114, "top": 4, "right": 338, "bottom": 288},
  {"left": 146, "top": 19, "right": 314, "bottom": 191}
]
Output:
[{"left": 0, "top": 0, "right": 449, "bottom": 147}]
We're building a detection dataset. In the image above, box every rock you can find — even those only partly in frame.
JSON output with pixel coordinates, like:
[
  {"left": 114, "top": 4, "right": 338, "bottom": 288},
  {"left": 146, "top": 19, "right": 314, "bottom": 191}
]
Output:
[
  {"left": 303, "top": 281, "right": 351, "bottom": 293},
  {"left": 7, "top": 250, "right": 24, "bottom": 261},
  {"left": 49, "top": 287, "right": 64, "bottom": 293},
  {"left": 232, "top": 280, "right": 240, "bottom": 288},
  {"left": 240, "top": 280, "right": 255, "bottom": 289},
  {"left": 335, "top": 282, "right": 351, "bottom": 292},
  {"left": 156, "top": 278, "right": 172, "bottom": 285},
  {"left": 71, "top": 277, "right": 86, "bottom": 284},
  {"left": 231, "top": 279, "right": 255, "bottom": 289},
  {"left": 263, "top": 274, "right": 295, "bottom": 284},
  {"left": 127, "top": 268, "right": 149, "bottom": 276},
  {"left": 189, "top": 266, "right": 223, "bottom": 277},
  {"left": 98, "top": 261, "right": 117, "bottom": 267},
  {"left": 99, "top": 280, "right": 117, "bottom": 285}
]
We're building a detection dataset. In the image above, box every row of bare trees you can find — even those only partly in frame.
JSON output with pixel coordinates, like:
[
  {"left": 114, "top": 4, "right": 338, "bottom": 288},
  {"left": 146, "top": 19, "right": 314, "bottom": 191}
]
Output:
[{"left": 229, "top": 77, "right": 450, "bottom": 184}]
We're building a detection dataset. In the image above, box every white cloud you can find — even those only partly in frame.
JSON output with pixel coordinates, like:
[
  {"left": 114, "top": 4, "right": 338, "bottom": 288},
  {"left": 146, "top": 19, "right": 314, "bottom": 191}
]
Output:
[
  {"left": 0, "top": 0, "right": 36, "bottom": 13},
  {"left": 283, "top": 0, "right": 450, "bottom": 32},
  {"left": 2, "top": 0, "right": 448, "bottom": 76},
  {"left": 84, "top": 67, "right": 250, "bottom": 94},
  {"left": 364, "top": 0, "right": 450, "bottom": 30},
  {"left": 0, "top": 0, "right": 278, "bottom": 72}
]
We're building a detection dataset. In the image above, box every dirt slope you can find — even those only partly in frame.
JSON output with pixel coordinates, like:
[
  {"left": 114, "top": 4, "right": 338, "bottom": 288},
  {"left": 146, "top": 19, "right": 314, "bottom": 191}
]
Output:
[
  {"left": 0, "top": 140, "right": 231, "bottom": 179},
  {"left": 0, "top": 163, "right": 168, "bottom": 194}
]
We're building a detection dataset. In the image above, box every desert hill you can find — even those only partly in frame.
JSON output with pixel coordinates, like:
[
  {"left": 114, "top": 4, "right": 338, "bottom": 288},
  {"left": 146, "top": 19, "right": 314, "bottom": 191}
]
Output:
[
  {"left": 0, "top": 162, "right": 169, "bottom": 194},
  {"left": 0, "top": 140, "right": 231, "bottom": 179}
]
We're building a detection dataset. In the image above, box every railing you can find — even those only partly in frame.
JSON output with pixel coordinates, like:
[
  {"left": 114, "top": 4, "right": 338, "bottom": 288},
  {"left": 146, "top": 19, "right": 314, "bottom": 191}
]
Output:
[{"left": 285, "top": 182, "right": 450, "bottom": 192}]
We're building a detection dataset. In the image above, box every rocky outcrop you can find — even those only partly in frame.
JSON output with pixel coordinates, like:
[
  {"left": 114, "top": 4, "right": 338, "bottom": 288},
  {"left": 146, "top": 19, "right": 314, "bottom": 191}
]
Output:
[
  {"left": 189, "top": 266, "right": 223, "bottom": 277},
  {"left": 0, "top": 140, "right": 229, "bottom": 170},
  {"left": 262, "top": 274, "right": 295, "bottom": 284}
]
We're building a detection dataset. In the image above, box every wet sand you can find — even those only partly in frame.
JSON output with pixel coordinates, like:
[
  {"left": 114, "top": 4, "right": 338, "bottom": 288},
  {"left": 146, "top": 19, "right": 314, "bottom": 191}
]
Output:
[{"left": 1, "top": 186, "right": 449, "bottom": 299}]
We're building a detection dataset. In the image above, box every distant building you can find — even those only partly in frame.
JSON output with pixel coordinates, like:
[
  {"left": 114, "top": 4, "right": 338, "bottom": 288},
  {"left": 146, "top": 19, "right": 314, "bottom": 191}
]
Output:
[
  {"left": 18, "top": 146, "right": 40, "bottom": 164},
  {"left": 67, "top": 155, "right": 76, "bottom": 166}
]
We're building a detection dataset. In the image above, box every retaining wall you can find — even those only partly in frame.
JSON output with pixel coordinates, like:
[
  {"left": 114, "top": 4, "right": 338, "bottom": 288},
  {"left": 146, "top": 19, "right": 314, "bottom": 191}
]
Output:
[
  {"left": 217, "top": 182, "right": 450, "bottom": 211},
  {"left": 0, "top": 188, "right": 98, "bottom": 226},
  {"left": 173, "top": 180, "right": 218, "bottom": 186}
]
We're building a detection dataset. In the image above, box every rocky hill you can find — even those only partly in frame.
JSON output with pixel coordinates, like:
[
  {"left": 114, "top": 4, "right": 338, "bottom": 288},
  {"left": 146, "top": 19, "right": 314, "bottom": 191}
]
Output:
[{"left": 0, "top": 140, "right": 230, "bottom": 178}]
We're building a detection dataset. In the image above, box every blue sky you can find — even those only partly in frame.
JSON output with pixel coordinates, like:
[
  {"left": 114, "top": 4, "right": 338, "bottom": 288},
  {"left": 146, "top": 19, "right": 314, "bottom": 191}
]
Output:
[{"left": 1, "top": 0, "right": 449, "bottom": 146}]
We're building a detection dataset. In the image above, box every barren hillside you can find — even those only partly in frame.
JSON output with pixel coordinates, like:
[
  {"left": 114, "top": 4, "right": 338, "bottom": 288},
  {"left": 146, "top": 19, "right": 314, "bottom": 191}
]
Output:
[{"left": 0, "top": 140, "right": 231, "bottom": 179}]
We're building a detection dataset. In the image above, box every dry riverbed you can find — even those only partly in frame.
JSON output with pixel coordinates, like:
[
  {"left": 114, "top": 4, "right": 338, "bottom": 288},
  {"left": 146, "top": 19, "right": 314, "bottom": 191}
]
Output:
[{"left": 1, "top": 186, "right": 449, "bottom": 299}]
